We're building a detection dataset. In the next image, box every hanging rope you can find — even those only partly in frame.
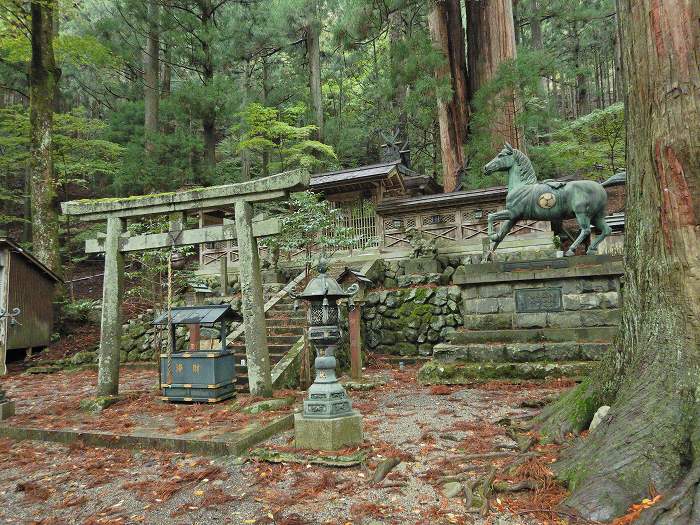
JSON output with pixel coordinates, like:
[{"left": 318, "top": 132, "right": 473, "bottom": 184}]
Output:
[{"left": 166, "top": 251, "right": 174, "bottom": 385}]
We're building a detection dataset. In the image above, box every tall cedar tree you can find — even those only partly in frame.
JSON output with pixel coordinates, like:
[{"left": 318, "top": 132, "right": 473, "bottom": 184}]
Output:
[
  {"left": 29, "top": 0, "right": 61, "bottom": 275},
  {"left": 428, "top": 0, "right": 469, "bottom": 193},
  {"left": 466, "top": 0, "right": 524, "bottom": 150},
  {"left": 536, "top": 0, "right": 700, "bottom": 521},
  {"left": 144, "top": 0, "right": 159, "bottom": 155}
]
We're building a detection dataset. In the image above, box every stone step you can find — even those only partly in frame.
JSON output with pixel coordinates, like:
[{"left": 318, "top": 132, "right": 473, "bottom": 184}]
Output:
[
  {"left": 268, "top": 327, "right": 305, "bottom": 336},
  {"left": 433, "top": 341, "right": 609, "bottom": 364},
  {"left": 269, "top": 303, "right": 297, "bottom": 312},
  {"left": 230, "top": 343, "right": 295, "bottom": 353},
  {"left": 264, "top": 317, "right": 306, "bottom": 326},
  {"left": 232, "top": 335, "right": 301, "bottom": 346},
  {"left": 447, "top": 326, "right": 618, "bottom": 345},
  {"left": 418, "top": 360, "right": 594, "bottom": 384}
]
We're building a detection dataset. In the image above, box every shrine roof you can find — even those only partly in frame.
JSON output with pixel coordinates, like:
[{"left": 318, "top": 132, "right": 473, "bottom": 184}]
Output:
[{"left": 310, "top": 161, "right": 402, "bottom": 189}]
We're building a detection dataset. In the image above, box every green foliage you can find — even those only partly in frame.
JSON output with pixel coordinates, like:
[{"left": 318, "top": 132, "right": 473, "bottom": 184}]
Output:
[
  {"left": 124, "top": 219, "right": 195, "bottom": 308},
  {"left": 530, "top": 103, "right": 625, "bottom": 180},
  {"left": 233, "top": 102, "right": 337, "bottom": 176},
  {"left": 0, "top": 105, "right": 124, "bottom": 229},
  {"left": 265, "top": 191, "right": 357, "bottom": 262}
]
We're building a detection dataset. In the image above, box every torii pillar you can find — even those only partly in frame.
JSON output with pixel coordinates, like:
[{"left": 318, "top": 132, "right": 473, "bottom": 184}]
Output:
[{"left": 62, "top": 170, "right": 310, "bottom": 398}]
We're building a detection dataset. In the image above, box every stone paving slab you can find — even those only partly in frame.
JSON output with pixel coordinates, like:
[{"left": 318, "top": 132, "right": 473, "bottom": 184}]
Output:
[{"left": 0, "top": 413, "right": 293, "bottom": 457}]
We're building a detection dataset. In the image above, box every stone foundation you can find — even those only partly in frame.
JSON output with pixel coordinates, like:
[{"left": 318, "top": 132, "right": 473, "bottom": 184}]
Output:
[
  {"left": 0, "top": 400, "right": 15, "bottom": 420},
  {"left": 419, "top": 255, "right": 623, "bottom": 383},
  {"left": 294, "top": 411, "right": 363, "bottom": 451}
]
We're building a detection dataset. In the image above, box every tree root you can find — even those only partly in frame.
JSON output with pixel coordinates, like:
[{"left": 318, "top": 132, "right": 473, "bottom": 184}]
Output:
[
  {"left": 635, "top": 463, "right": 700, "bottom": 525},
  {"left": 372, "top": 457, "right": 401, "bottom": 484}
]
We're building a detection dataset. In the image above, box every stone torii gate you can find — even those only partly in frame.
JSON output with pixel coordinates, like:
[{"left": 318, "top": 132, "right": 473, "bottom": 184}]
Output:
[{"left": 61, "top": 170, "right": 309, "bottom": 398}]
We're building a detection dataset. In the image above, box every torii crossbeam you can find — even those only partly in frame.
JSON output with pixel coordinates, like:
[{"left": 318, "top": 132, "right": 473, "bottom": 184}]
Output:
[{"left": 62, "top": 170, "right": 310, "bottom": 398}]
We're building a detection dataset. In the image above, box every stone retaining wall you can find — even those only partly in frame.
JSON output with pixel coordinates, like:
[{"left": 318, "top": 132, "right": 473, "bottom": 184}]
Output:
[{"left": 362, "top": 286, "right": 464, "bottom": 357}]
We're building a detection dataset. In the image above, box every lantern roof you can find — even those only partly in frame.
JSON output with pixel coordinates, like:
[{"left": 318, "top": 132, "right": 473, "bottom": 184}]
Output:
[{"left": 296, "top": 260, "right": 352, "bottom": 300}]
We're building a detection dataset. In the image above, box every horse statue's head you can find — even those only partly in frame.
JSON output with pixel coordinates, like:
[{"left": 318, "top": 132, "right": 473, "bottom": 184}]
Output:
[
  {"left": 483, "top": 143, "right": 537, "bottom": 185},
  {"left": 483, "top": 143, "right": 516, "bottom": 175}
]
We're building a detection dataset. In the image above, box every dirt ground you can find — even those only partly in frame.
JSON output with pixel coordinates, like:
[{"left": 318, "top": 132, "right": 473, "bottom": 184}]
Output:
[
  {"left": 1, "top": 367, "right": 296, "bottom": 437},
  {"left": 0, "top": 364, "right": 583, "bottom": 525}
]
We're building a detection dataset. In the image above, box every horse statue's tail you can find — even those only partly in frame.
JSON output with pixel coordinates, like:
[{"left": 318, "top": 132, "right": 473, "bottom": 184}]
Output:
[{"left": 601, "top": 171, "right": 626, "bottom": 187}]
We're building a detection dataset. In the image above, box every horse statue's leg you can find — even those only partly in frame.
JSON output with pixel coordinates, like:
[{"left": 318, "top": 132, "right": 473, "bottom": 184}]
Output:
[
  {"left": 587, "top": 214, "right": 612, "bottom": 254},
  {"left": 483, "top": 209, "right": 515, "bottom": 262},
  {"left": 565, "top": 213, "right": 592, "bottom": 256}
]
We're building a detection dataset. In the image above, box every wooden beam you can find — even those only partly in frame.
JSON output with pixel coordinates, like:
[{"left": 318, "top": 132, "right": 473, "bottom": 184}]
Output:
[
  {"left": 61, "top": 169, "right": 310, "bottom": 221},
  {"left": 84, "top": 218, "right": 281, "bottom": 254}
]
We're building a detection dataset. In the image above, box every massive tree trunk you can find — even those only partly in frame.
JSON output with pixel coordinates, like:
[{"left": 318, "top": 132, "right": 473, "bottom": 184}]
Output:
[
  {"left": 29, "top": 0, "right": 61, "bottom": 275},
  {"left": 306, "top": 20, "right": 323, "bottom": 144},
  {"left": 428, "top": 0, "right": 468, "bottom": 193},
  {"left": 144, "top": 0, "right": 159, "bottom": 155},
  {"left": 466, "top": 0, "right": 524, "bottom": 150},
  {"left": 537, "top": 0, "right": 700, "bottom": 522}
]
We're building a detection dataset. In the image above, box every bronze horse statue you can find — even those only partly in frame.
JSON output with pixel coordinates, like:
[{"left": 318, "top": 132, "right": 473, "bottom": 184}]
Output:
[{"left": 482, "top": 143, "right": 619, "bottom": 261}]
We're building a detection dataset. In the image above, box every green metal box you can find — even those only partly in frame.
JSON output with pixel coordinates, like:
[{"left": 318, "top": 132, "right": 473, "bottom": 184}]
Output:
[{"left": 160, "top": 351, "right": 235, "bottom": 403}]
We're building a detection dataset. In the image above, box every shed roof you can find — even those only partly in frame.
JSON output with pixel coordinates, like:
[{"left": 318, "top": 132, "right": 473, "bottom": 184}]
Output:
[
  {"left": 0, "top": 238, "right": 62, "bottom": 283},
  {"left": 153, "top": 305, "right": 240, "bottom": 326}
]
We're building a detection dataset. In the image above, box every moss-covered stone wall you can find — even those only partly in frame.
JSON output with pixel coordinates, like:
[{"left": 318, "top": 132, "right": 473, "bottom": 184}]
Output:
[{"left": 362, "top": 286, "right": 463, "bottom": 356}]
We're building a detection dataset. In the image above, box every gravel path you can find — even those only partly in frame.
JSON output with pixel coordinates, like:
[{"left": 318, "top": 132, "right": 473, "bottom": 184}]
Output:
[{"left": 0, "top": 365, "right": 572, "bottom": 524}]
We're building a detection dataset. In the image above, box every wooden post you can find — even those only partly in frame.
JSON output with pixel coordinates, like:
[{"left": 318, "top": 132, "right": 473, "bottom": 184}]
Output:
[
  {"left": 219, "top": 254, "right": 228, "bottom": 296},
  {"left": 349, "top": 304, "right": 363, "bottom": 381},
  {"left": 97, "top": 216, "right": 125, "bottom": 397},
  {"left": 188, "top": 324, "right": 200, "bottom": 351},
  {"left": 235, "top": 199, "right": 272, "bottom": 397}
]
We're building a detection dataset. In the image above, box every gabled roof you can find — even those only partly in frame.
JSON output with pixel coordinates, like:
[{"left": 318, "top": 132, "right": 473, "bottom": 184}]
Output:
[
  {"left": 153, "top": 305, "right": 241, "bottom": 326},
  {"left": 0, "top": 238, "right": 62, "bottom": 283},
  {"left": 310, "top": 161, "right": 402, "bottom": 189}
]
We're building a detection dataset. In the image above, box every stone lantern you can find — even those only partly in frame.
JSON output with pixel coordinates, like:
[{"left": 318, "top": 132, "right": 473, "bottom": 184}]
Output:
[{"left": 293, "top": 260, "right": 362, "bottom": 450}]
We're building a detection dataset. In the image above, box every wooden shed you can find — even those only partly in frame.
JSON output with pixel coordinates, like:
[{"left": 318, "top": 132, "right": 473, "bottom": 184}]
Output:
[{"left": 0, "top": 238, "right": 61, "bottom": 374}]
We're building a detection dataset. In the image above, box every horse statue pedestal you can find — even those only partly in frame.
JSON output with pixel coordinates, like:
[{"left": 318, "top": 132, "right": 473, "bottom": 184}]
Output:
[{"left": 418, "top": 254, "right": 623, "bottom": 385}]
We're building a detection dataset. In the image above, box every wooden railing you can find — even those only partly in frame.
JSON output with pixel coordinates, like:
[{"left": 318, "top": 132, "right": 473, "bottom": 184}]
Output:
[{"left": 378, "top": 202, "right": 550, "bottom": 250}]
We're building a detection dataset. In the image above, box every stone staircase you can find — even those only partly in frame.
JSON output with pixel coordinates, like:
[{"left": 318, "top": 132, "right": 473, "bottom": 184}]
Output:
[
  {"left": 229, "top": 285, "right": 307, "bottom": 394},
  {"left": 419, "top": 326, "right": 617, "bottom": 384}
]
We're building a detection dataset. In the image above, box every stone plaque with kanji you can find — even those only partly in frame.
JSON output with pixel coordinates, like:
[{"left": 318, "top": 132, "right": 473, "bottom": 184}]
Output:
[{"left": 515, "top": 287, "right": 563, "bottom": 313}]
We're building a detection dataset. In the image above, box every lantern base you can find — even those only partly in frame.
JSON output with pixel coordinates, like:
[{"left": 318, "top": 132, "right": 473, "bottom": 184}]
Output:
[
  {"left": 0, "top": 400, "right": 15, "bottom": 420},
  {"left": 294, "top": 411, "right": 363, "bottom": 451}
]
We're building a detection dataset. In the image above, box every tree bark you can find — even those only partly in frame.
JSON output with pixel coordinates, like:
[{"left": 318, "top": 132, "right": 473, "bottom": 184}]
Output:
[
  {"left": 161, "top": 39, "right": 171, "bottom": 100},
  {"left": 389, "top": 8, "right": 407, "bottom": 138},
  {"left": 466, "top": 0, "right": 524, "bottom": 150},
  {"left": 529, "top": 0, "right": 547, "bottom": 96},
  {"left": 536, "top": 0, "right": 700, "bottom": 522},
  {"left": 428, "top": 0, "right": 467, "bottom": 193},
  {"left": 306, "top": 20, "right": 323, "bottom": 144},
  {"left": 144, "top": 0, "right": 159, "bottom": 155},
  {"left": 200, "top": 0, "right": 216, "bottom": 171},
  {"left": 29, "top": 0, "right": 61, "bottom": 276}
]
